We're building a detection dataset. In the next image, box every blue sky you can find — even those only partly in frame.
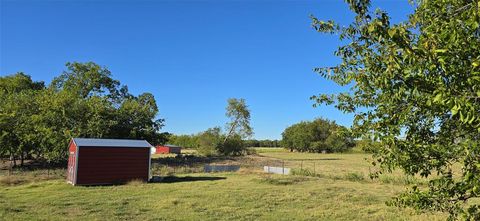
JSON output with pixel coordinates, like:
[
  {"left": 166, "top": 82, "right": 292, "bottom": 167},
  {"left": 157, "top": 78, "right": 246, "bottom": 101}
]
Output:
[{"left": 0, "top": 0, "right": 412, "bottom": 139}]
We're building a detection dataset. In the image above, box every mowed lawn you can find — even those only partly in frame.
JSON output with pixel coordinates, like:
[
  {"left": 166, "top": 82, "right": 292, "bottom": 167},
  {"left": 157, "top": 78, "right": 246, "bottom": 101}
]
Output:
[{"left": 0, "top": 149, "right": 445, "bottom": 220}]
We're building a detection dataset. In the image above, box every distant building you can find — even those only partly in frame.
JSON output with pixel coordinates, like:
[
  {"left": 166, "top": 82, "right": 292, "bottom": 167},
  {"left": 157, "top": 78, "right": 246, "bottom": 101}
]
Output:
[
  {"left": 67, "top": 138, "right": 152, "bottom": 185},
  {"left": 155, "top": 144, "right": 182, "bottom": 154}
]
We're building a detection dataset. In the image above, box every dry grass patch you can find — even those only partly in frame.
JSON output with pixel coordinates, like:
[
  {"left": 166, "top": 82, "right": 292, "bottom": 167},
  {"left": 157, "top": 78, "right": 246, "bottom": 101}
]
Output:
[{"left": 0, "top": 173, "right": 59, "bottom": 186}]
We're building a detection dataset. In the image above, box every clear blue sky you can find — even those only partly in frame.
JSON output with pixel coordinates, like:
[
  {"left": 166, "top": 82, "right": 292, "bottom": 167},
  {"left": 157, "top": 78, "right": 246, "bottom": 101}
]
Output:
[{"left": 0, "top": 0, "right": 412, "bottom": 140}]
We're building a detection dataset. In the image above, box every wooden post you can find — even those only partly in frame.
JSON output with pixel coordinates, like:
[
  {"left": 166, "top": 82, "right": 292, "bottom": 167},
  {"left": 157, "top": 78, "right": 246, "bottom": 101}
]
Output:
[{"left": 282, "top": 160, "right": 285, "bottom": 175}]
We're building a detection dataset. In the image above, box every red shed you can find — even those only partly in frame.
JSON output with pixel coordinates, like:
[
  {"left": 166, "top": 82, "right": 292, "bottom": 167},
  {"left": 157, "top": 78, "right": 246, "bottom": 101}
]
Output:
[
  {"left": 155, "top": 144, "right": 182, "bottom": 154},
  {"left": 66, "top": 138, "right": 153, "bottom": 185}
]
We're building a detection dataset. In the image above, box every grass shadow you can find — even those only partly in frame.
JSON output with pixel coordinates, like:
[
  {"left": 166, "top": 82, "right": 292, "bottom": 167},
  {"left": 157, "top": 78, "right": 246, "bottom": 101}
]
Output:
[
  {"left": 151, "top": 155, "right": 236, "bottom": 167},
  {"left": 150, "top": 175, "right": 226, "bottom": 183}
]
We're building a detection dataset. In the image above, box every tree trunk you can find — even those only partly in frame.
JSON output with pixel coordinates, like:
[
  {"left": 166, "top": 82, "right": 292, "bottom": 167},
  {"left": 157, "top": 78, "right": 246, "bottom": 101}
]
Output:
[
  {"left": 10, "top": 153, "right": 17, "bottom": 167},
  {"left": 9, "top": 153, "right": 13, "bottom": 175},
  {"left": 20, "top": 151, "right": 24, "bottom": 167},
  {"left": 223, "top": 119, "right": 239, "bottom": 144}
]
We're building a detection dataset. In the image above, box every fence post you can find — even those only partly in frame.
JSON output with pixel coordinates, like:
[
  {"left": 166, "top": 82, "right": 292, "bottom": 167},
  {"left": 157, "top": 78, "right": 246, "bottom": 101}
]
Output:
[
  {"left": 301, "top": 161, "right": 303, "bottom": 170},
  {"left": 282, "top": 160, "right": 285, "bottom": 175},
  {"left": 313, "top": 162, "right": 316, "bottom": 175}
]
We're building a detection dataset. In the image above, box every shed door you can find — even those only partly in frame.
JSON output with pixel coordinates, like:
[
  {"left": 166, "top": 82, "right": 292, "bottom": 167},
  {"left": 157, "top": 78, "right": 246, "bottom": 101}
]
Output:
[{"left": 67, "top": 151, "right": 76, "bottom": 183}]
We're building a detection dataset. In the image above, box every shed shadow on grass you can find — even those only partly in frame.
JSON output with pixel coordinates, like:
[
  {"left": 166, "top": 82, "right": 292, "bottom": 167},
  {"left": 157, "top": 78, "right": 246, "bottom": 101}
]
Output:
[
  {"left": 288, "top": 158, "right": 341, "bottom": 161},
  {"left": 149, "top": 175, "right": 226, "bottom": 184}
]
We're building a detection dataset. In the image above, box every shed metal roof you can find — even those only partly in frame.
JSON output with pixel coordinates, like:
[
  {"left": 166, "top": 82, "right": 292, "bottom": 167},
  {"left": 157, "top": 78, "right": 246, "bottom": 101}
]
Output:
[{"left": 73, "top": 138, "right": 153, "bottom": 148}]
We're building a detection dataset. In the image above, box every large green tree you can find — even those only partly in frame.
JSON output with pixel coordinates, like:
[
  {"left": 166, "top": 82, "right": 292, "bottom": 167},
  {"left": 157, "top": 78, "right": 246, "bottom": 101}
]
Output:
[
  {"left": 0, "top": 73, "right": 45, "bottom": 166},
  {"left": 223, "top": 98, "right": 253, "bottom": 143},
  {"left": 311, "top": 0, "right": 479, "bottom": 219},
  {"left": 281, "top": 118, "right": 354, "bottom": 153}
]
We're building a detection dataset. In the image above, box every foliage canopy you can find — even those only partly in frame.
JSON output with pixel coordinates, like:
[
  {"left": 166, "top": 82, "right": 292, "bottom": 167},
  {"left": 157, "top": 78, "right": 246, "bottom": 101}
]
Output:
[
  {"left": 311, "top": 0, "right": 480, "bottom": 219},
  {"left": 281, "top": 118, "right": 354, "bottom": 153},
  {"left": 0, "top": 62, "right": 167, "bottom": 165}
]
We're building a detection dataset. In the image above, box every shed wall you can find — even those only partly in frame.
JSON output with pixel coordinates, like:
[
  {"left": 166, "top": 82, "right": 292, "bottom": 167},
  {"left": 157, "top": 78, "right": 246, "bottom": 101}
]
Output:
[
  {"left": 156, "top": 146, "right": 181, "bottom": 154},
  {"left": 76, "top": 147, "right": 149, "bottom": 185},
  {"left": 155, "top": 146, "right": 169, "bottom": 154},
  {"left": 169, "top": 146, "right": 181, "bottom": 154}
]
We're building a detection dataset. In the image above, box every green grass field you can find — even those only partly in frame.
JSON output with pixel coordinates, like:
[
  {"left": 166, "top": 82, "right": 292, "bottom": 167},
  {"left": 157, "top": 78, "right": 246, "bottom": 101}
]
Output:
[
  {"left": 0, "top": 148, "right": 445, "bottom": 220},
  {"left": 256, "top": 149, "right": 423, "bottom": 185}
]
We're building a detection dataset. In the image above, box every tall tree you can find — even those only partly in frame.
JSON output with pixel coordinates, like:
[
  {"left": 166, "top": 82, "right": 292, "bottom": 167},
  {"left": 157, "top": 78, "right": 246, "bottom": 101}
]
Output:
[
  {"left": 50, "top": 62, "right": 124, "bottom": 100},
  {"left": 0, "top": 73, "right": 44, "bottom": 166},
  {"left": 311, "top": 0, "right": 479, "bottom": 219},
  {"left": 223, "top": 98, "right": 253, "bottom": 144}
]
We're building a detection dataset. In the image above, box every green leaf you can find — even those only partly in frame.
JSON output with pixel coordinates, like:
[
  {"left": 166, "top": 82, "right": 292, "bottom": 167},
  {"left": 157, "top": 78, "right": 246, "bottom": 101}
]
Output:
[
  {"left": 468, "top": 116, "right": 475, "bottom": 124},
  {"left": 451, "top": 105, "right": 460, "bottom": 116},
  {"left": 368, "top": 24, "right": 375, "bottom": 32},
  {"left": 433, "top": 93, "right": 442, "bottom": 103},
  {"left": 434, "top": 49, "right": 447, "bottom": 53},
  {"left": 388, "top": 29, "right": 396, "bottom": 38}
]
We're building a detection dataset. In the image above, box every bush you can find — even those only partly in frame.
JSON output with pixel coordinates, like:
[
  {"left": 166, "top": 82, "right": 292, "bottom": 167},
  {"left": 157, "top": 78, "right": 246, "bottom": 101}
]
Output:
[
  {"left": 197, "top": 127, "right": 222, "bottom": 156},
  {"left": 245, "top": 148, "right": 257, "bottom": 155},
  {"left": 218, "top": 135, "right": 245, "bottom": 156}
]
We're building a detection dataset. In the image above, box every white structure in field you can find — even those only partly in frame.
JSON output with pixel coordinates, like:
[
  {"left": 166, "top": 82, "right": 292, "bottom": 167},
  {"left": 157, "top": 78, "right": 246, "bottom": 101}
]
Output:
[{"left": 264, "top": 166, "right": 290, "bottom": 175}]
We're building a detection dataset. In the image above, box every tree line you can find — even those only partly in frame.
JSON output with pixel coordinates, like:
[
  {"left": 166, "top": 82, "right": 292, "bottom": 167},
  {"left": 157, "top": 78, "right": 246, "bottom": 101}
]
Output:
[
  {"left": 168, "top": 135, "right": 280, "bottom": 149},
  {"left": 169, "top": 118, "right": 354, "bottom": 153},
  {"left": 0, "top": 62, "right": 167, "bottom": 166}
]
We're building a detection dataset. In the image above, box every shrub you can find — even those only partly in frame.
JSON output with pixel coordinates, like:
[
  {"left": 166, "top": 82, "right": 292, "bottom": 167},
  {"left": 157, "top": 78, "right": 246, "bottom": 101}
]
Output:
[
  {"left": 197, "top": 127, "right": 222, "bottom": 156},
  {"left": 218, "top": 135, "right": 245, "bottom": 156}
]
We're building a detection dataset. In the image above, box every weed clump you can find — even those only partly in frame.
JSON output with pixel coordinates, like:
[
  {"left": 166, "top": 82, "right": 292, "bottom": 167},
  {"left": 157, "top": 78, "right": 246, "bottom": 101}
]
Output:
[{"left": 344, "top": 172, "right": 365, "bottom": 182}]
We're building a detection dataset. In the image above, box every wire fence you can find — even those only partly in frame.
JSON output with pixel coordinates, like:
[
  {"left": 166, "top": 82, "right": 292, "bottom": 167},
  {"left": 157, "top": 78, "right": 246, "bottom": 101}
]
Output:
[{"left": 1, "top": 155, "right": 323, "bottom": 181}]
